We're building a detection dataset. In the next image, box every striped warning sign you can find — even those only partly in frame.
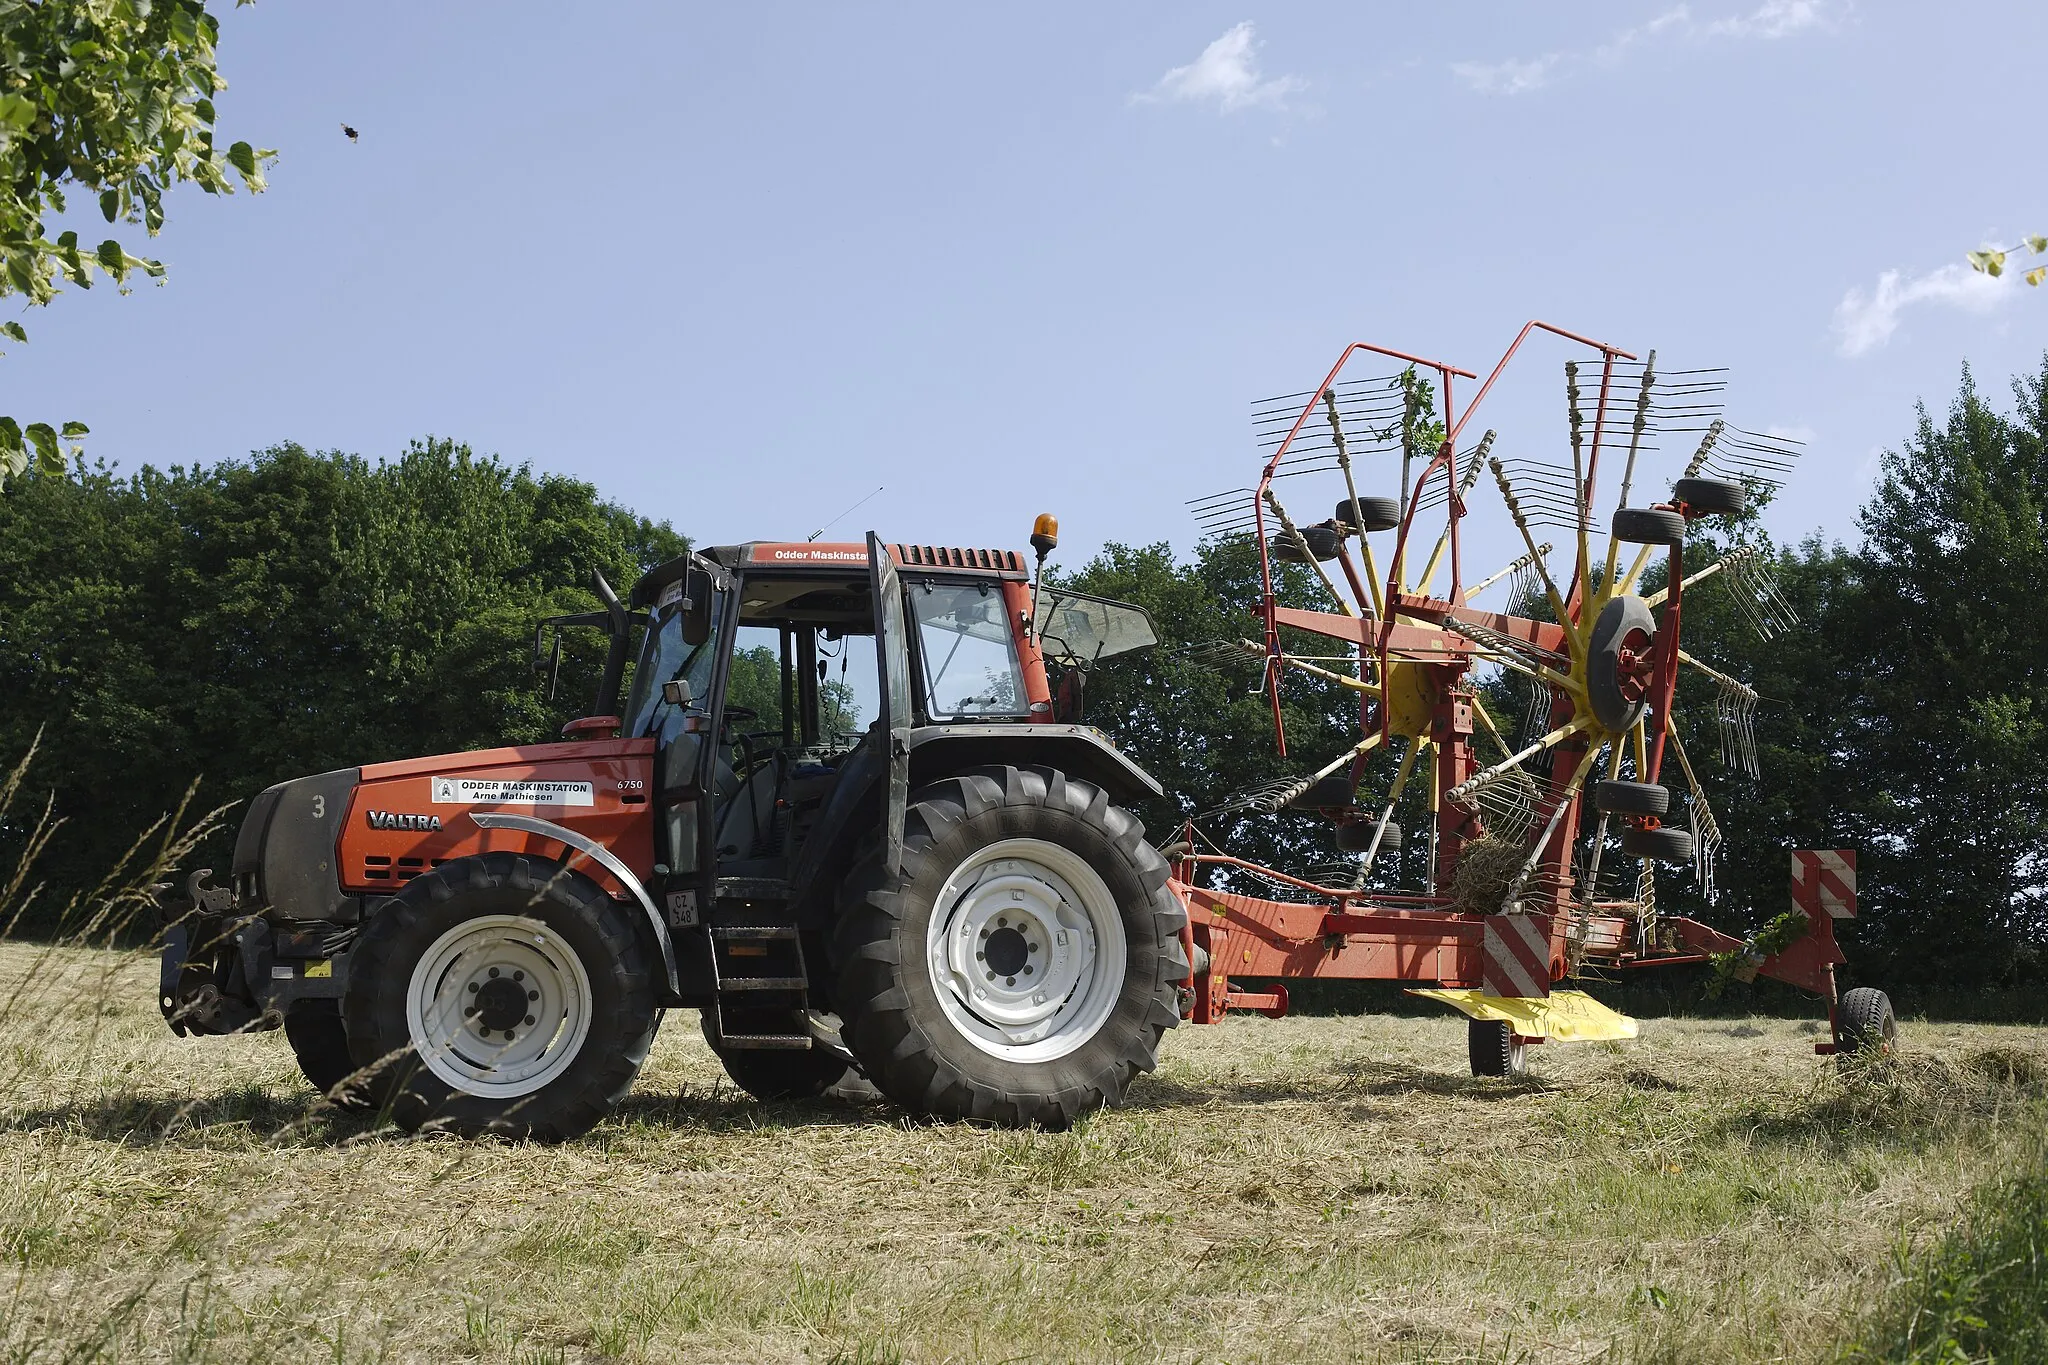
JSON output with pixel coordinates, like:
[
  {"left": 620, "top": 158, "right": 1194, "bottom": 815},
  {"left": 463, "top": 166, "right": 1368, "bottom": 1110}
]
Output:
[
  {"left": 1792, "top": 849, "right": 1856, "bottom": 919},
  {"left": 1481, "top": 914, "right": 1552, "bottom": 998}
]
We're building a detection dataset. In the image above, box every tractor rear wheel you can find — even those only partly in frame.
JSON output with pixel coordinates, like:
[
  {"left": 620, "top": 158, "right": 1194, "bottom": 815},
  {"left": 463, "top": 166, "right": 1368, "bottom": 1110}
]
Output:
[
  {"left": 1468, "top": 1019, "right": 1527, "bottom": 1078},
  {"left": 700, "top": 1011, "right": 852, "bottom": 1101},
  {"left": 831, "top": 765, "right": 1187, "bottom": 1128},
  {"left": 343, "top": 852, "right": 661, "bottom": 1142},
  {"left": 283, "top": 1000, "right": 379, "bottom": 1111},
  {"left": 1835, "top": 987, "right": 1897, "bottom": 1065}
]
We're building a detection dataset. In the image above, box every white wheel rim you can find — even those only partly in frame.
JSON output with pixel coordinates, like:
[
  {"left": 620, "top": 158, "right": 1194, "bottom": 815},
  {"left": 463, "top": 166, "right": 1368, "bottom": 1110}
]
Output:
[
  {"left": 405, "top": 914, "right": 593, "bottom": 1099},
  {"left": 924, "top": 837, "right": 1128, "bottom": 1062}
]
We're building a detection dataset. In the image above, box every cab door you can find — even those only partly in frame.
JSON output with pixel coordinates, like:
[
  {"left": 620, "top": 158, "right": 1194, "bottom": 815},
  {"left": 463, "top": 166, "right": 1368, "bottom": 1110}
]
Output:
[{"left": 866, "top": 533, "right": 912, "bottom": 873}]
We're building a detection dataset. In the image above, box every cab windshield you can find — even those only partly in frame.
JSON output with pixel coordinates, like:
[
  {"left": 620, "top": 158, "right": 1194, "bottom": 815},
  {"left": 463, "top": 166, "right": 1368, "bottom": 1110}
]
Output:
[
  {"left": 910, "top": 580, "right": 1026, "bottom": 719},
  {"left": 622, "top": 589, "right": 728, "bottom": 741}
]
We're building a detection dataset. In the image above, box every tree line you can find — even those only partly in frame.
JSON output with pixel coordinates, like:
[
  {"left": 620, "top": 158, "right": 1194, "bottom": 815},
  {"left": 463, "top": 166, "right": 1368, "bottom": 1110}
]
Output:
[{"left": 1, "top": 363, "right": 2042, "bottom": 1012}]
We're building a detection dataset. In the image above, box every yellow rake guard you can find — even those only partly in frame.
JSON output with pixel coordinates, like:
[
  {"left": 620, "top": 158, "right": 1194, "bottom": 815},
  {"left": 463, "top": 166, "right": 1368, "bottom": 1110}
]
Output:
[{"left": 1408, "top": 988, "right": 1640, "bottom": 1042}]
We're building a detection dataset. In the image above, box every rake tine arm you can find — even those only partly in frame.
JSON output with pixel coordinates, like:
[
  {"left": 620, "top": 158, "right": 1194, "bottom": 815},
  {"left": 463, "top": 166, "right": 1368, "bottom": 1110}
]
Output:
[
  {"left": 1489, "top": 456, "right": 1576, "bottom": 637},
  {"left": 1416, "top": 430, "right": 1495, "bottom": 597},
  {"left": 1467, "top": 540, "right": 1551, "bottom": 600},
  {"left": 1444, "top": 715, "right": 1591, "bottom": 807},
  {"left": 1642, "top": 553, "right": 1738, "bottom": 609},
  {"left": 1499, "top": 742, "right": 1603, "bottom": 913},
  {"left": 1263, "top": 488, "right": 1355, "bottom": 617}
]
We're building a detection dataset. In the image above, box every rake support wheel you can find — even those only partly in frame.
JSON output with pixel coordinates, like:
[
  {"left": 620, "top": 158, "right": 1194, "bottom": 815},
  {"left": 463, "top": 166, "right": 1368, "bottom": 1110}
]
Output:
[
  {"left": 1834, "top": 987, "right": 1897, "bottom": 1065},
  {"left": 1620, "top": 825, "right": 1694, "bottom": 863},
  {"left": 1673, "top": 476, "right": 1747, "bottom": 517},
  {"left": 1595, "top": 780, "right": 1670, "bottom": 817},
  {"left": 1612, "top": 507, "right": 1686, "bottom": 546},
  {"left": 1468, "top": 1019, "right": 1527, "bottom": 1078},
  {"left": 1335, "top": 495, "right": 1401, "bottom": 533}
]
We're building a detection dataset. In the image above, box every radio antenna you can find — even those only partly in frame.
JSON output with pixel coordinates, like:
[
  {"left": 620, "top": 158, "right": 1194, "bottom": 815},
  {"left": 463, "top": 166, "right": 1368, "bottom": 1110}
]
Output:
[{"left": 807, "top": 485, "right": 884, "bottom": 542}]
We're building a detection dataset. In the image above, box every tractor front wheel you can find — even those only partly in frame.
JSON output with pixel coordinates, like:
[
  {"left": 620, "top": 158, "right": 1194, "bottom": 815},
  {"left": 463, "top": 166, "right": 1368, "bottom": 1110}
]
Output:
[
  {"left": 283, "top": 1000, "right": 380, "bottom": 1111},
  {"left": 343, "top": 853, "right": 661, "bottom": 1142},
  {"left": 831, "top": 765, "right": 1187, "bottom": 1128}
]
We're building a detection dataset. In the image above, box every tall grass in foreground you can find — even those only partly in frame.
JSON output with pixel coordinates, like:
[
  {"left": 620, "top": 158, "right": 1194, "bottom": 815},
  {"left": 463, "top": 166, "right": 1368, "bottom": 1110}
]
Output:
[
  {"left": 1844, "top": 1141, "right": 2048, "bottom": 1363},
  {"left": 0, "top": 735, "right": 230, "bottom": 1101}
]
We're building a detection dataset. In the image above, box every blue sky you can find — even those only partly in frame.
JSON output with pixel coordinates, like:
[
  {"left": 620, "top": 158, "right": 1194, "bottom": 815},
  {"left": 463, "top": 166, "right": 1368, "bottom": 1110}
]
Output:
[{"left": 11, "top": 2, "right": 2046, "bottom": 574}]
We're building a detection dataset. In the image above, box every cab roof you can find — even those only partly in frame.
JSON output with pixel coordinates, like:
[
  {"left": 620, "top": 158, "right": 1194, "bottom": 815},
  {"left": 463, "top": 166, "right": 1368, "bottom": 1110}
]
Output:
[{"left": 631, "top": 540, "right": 1028, "bottom": 609}]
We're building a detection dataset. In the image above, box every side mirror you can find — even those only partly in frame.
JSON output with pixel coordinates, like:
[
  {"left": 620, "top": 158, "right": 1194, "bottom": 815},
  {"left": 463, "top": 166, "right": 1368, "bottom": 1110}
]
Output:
[{"left": 681, "top": 566, "right": 713, "bottom": 646}]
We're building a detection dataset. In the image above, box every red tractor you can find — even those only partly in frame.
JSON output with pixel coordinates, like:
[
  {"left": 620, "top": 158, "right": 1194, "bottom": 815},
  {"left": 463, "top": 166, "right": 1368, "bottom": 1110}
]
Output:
[{"left": 162, "top": 531, "right": 1187, "bottom": 1140}]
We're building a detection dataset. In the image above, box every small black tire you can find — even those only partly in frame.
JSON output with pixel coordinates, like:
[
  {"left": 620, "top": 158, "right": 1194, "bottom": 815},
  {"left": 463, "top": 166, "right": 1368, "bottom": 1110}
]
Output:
[
  {"left": 1595, "top": 780, "right": 1670, "bottom": 817},
  {"left": 1586, "top": 594, "right": 1657, "bottom": 733},
  {"left": 283, "top": 1000, "right": 380, "bottom": 1111},
  {"left": 1673, "top": 476, "right": 1747, "bottom": 517},
  {"left": 831, "top": 765, "right": 1187, "bottom": 1128},
  {"left": 1835, "top": 987, "right": 1897, "bottom": 1064},
  {"left": 342, "top": 852, "right": 661, "bottom": 1142},
  {"left": 1335, "top": 496, "right": 1402, "bottom": 534},
  {"left": 700, "top": 1011, "right": 851, "bottom": 1101},
  {"left": 1336, "top": 819, "right": 1400, "bottom": 854},
  {"left": 1288, "top": 774, "right": 1356, "bottom": 810},
  {"left": 1612, "top": 507, "right": 1686, "bottom": 546},
  {"left": 1621, "top": 825, "right": 1695, "bottom": 862},
  {"left": 1468, "top": 1019, "right": 1527, "bottom": 1078},
  {"left": 1272, "top": 522, "right": 1344, "bottom": 563}
]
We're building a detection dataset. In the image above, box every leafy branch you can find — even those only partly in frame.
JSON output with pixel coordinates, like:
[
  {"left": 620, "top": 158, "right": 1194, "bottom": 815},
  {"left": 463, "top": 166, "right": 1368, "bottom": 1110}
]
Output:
[
  {"left": 0, "top": 0, "right": 272, "bottom": 490},
  {"left": 1966, "top": 236, "right": 2048, "bottom": 287}
]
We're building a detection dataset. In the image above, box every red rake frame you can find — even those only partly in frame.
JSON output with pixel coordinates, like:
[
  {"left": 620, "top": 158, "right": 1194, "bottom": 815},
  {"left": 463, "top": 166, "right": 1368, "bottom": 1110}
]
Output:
[{"left": 1178, "top": 322, "right": 1850, "bottom": 1049}]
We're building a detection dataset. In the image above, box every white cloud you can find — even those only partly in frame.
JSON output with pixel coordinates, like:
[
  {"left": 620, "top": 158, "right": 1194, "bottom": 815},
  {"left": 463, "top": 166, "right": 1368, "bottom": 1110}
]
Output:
[
  {"left": 1703, "top": 0, "right": 1832, "bottom": 39},
  {"left": 1454, "top": 0, "right": 1844, "bottom": 95},
  {"left": 1832, "top": 264, "right": 2008, "bottom": 358},
  {"left": 1450, "top": 56, "right": 1558, "bottom": 95},
  {"left": 1134, "top": 22, "right": 1304, "bottom": 113}
]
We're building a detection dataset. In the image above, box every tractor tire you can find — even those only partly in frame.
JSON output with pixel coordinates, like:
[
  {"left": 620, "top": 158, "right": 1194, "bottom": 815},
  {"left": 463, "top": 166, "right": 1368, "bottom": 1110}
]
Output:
[
  {"left": 1835, "top": 987, "right": 1897, "bottom": 1065},
  {"left": 700, "top": 1010, "right": 852, "bottom": 1101},
  {"left": 1612, "top": 507, "right": 1686, "bottom": 546},
  {"left": 342, "top": 852, "right": 661, "bottom": 1142},
  {"left": 1468, "top": 1019, "right": 1527, "bottom": 1078},
  {"left": 1621, "top": 825, "right": 1695, "bottom": 863},
  {"left": 1336, "top": 495, "right": 1401, "bottom": 533},
  {"left": 1673, "top": 476, "right": 1747, "bottom": 517},
  {"left": 831, "top": 765, "right": 1187, "bottom": 1128},
  {"left": 1594, "top": 779, "right": 1670, "bottom": 817},
  {"left": 284, "top": 1000, "right": 380, "bottom": 1111},
  {"left": 1336, "top": 819, "right": 1400, "bottom": 854}
]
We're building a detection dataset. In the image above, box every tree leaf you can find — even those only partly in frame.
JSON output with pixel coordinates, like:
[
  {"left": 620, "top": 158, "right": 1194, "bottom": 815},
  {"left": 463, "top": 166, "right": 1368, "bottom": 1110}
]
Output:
[
  {"left": 2027, "top": 267, "right": 2047, "bottom": 288},
  {"left": 0, "top": 417, "right": 21, "bottom": 454},
  {"left": 194, "top": 96, "right": 214, "bottom": 124},
  {"left": 0, "top": 92, "right": 34, "bottom": 130},
  {"left": 24, "top": 422, "right": 58, "bottom": 466},
  {"left": 60, "top": 420, "right": 88, "bottom": 439},
  {"left": 96, "top": 239, "right": 128, "bottom": 279},
  {"left": 2027, "top": 236, "right": 2046, "bottom": 255},
  {"left": 1, "top": 321, "right": 25, "bottom": 343},
  {"left": 99, "top": 188, "right": 119, "bottom": 222},
  {"left": 226, "top": 140, "right": 256, "bottom": 178}
]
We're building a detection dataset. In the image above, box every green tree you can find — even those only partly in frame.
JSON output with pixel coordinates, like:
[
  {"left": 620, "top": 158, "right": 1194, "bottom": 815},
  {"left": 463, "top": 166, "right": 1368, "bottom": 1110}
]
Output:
[
  {"left": 0, "top": 439, "right": 684, "bottom": 914},
  {"left": 1, "top": 0, "right": 271, "bottom": 487}
]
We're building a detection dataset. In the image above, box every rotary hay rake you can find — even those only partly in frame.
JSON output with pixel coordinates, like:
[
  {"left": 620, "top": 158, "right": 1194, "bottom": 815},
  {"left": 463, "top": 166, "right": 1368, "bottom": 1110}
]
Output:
[{"left": 1163, "top": 320, "right": 1875, "bottom": 1075}]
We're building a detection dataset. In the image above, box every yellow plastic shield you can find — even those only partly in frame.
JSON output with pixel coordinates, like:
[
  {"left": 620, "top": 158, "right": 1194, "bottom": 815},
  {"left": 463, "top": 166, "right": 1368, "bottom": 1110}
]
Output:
[{"left": 1407, "top": 987, "right": 1639, "bottom": 1042}]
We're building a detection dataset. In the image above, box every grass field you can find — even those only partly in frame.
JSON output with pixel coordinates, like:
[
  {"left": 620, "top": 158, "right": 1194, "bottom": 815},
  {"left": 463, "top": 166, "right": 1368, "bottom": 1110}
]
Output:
[{"left": 0, "top": 943, "right": 2043, "bottom": 1364}]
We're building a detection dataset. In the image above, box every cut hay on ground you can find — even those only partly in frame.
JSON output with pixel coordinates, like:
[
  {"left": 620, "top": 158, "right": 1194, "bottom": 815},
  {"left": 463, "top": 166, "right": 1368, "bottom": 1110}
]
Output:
[{"left": 0, "top": 943, "right": 2043, "bottom": 1363}]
